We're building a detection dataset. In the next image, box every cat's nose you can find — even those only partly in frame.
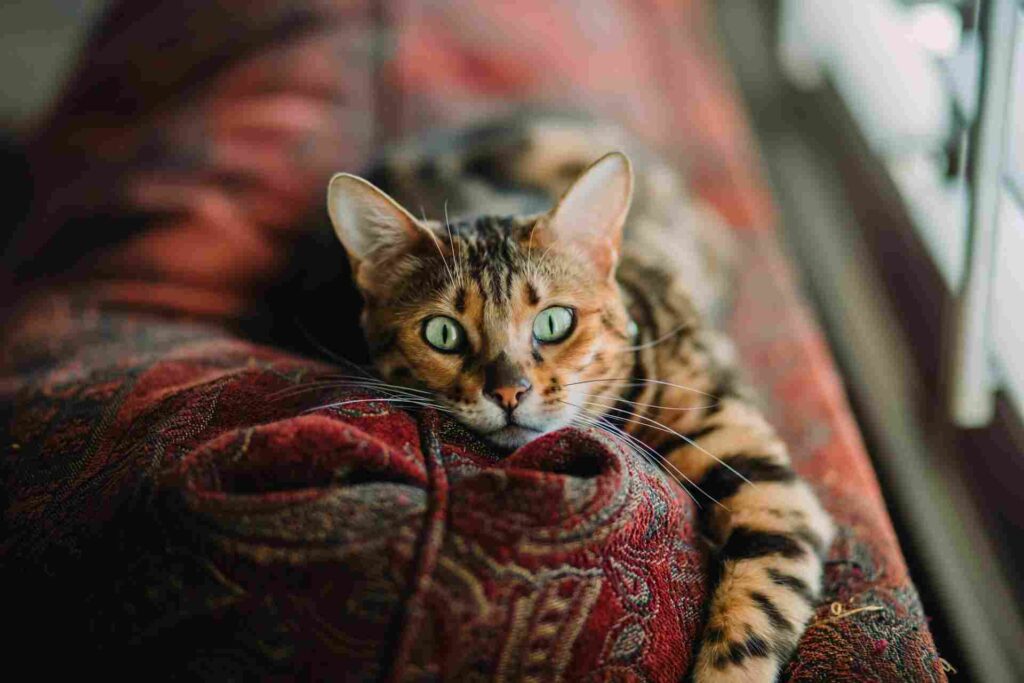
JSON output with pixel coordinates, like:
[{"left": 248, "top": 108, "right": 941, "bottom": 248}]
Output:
[
  {"left": 489, "top": 382, "right": 532, "bottom": 411},
  {"left": 483, "top": 353, "right": 532, "bottom": 412}
]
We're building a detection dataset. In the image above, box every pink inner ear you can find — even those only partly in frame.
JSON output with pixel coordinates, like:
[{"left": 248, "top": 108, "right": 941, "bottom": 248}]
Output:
[
  {"left": 327, "top": 173, "right": 426, "bottom": 268},
  {"left": 545, "top": 153, "right": 633, "bottom": 276}
]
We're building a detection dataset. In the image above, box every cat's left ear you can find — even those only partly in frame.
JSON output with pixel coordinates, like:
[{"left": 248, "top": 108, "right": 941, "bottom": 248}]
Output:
[{"left": 539, "top": 151, "right": 633, "bottom": 279}]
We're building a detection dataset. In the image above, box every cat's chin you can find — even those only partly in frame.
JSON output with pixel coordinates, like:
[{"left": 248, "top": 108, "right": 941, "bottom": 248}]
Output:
[{"left": 484, "top": 424, "right": 546, "bottom": 450}]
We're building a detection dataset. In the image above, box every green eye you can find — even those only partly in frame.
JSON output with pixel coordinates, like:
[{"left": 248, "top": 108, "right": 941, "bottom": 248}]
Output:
[
  {"left": 423, "top": 316, "right": 464, "bottom": 352},
  {"left": 533, "top": 306, "right": 575, "bottom": 343}
]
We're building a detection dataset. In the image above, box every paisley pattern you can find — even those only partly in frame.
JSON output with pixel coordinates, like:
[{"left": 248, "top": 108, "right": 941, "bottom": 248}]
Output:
[{"left": 2, "top": 311, "right": 706, "bottom": 679}]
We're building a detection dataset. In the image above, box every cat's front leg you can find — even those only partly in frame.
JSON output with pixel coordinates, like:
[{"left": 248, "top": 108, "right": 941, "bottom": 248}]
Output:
[{"left": 657, "top": 397, "right": 834, "bottom": 682}]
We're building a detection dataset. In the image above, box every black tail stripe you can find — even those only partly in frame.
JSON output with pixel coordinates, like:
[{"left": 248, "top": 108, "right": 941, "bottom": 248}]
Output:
[
  {"left": 713, "top": 369, "right": 740, "bottom": 399},
  {"left": 793, "top": 525, "right": 827, "bottom": 557},
  {"left": 750, "top": 591, "right": 793, "bottom": 632},
  {"left": 697, "top": 454, "right": 797, "bottom": 502},
  {"left": 714, "top": 633, "right": 772, "bottom": 670},
  {"left": 683, "top": 423, "right": 720, "bottom": 441},
  {"left": 766, "top": 568, "right": 816, "bottom": 606},
  {"left": 653, "top": 438, "right": 680, "bottom": 458},
  {"left": 703, "top": 626, "right": 725, "bottom": 644},
  {"left": 653, "top": 433, "right": 712, "bottom": 458},
  {"left": 720, "top": 527, "right": 806, "bottom": 562}
]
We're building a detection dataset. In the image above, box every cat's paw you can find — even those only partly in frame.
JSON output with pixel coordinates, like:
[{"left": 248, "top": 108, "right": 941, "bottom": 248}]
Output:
[
  {"left": 692, "top": 647, "right": 781, "bottom": 683},
  {"left": 691, "top": 622, "right": 787, "bottom": 683}
]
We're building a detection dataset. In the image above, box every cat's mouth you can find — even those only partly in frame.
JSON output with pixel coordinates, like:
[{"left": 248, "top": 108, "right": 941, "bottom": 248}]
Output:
[{"left": 483, "top": 423, "right": 545, "bottom": 449}]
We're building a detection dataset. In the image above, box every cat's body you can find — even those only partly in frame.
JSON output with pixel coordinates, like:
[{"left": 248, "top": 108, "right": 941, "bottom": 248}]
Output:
[{"left": 326, "top": 112, "right": 834, "bottom": 682}]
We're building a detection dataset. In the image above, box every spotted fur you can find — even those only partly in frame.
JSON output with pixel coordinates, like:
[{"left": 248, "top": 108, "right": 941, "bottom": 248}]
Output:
[{"left": 326, "top": 112, "right": 834, "bottom": 681}]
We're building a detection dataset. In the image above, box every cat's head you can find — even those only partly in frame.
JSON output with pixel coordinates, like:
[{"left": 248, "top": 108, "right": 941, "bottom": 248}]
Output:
[{"left": 327, "top": 152, "right": 635, "bottom": 449}]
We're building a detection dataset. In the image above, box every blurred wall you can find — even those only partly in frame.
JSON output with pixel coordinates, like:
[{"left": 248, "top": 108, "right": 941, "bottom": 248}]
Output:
[{"left": 0, "top": 0, "right": 107, "bottom": 131}]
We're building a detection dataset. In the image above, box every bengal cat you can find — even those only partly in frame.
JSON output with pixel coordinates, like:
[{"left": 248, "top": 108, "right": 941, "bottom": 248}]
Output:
[{"left": 324, "top": 113, "right": 834, "bottom": 682}]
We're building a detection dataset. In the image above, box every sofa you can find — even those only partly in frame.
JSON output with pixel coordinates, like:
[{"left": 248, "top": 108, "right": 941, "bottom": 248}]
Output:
[{"left": 0, "top": 1, "right": 946, "bottom": 679}]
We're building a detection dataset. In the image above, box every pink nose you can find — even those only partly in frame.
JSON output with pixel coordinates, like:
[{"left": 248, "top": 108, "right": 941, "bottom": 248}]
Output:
[
  {"left": 483, "top": 353, "right": 532, "bottom": 412},
  {"left": 489, "top": 384, "right": 530, "bottom": 411}
]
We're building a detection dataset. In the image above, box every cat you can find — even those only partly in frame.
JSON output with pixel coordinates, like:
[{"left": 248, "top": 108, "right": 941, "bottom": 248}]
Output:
[{"left": 324, "top": 113, "right": 834, "bottom": 682}]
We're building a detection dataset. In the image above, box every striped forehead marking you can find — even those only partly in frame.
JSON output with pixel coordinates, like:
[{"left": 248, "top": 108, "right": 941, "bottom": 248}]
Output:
[{"left": 451, "top": 215, "right": 527, "bottom": 306}]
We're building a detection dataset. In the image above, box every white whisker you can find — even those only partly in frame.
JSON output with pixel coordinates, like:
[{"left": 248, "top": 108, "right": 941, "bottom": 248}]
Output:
[
  {"left": 574, "top": 393, "right": 718, "bottom": 412},
  {"left": 424, "top": 224, "right": 458, "bottom": 293},
  {"left": 525, "top": 220, "right": 545, "bottom": 281},
  {"left": 292, "top": 316, "right": 383, "bottom": 382},
  {"left": 565, "top": 377, "right": 719, "bottom": 400},
  {"left": 310, "top": 376, "right": 434, "bottom": 396},
  {"left": 619, "top": 322, "right": 690, "bottom": 352},
  {"left": 303, "top": 396, "right": 457, "bottom": 415},
  {"left": 580, "top": 402, "right": 753, "bottom": 488},
  {"left": 569, "top": 405, "right": 725, "bottom": 508},
  {"left": 269, "top": 377, "right": 434, "bottom": 401},
  {"left": 570, "top": 413, "right": 685, "bottom": 491},
  {"left": 442, "top": 199, "right": 465, "bottom": 287},
  {"left": 569, "top": 413, "right": 679, "bottom": 487}
]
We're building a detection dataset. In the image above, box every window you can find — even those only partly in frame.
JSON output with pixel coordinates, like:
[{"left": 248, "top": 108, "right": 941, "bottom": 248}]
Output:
[
  {"left": 992, "top": 8, "right": 1024, "bottom": 417},
  {"left": 781, "top": 0, "right": 1024, "bottom": 427}
]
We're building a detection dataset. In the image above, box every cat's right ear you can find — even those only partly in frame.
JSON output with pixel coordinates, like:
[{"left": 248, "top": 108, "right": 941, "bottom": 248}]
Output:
[
  {"left": 538, "top": 152, "right": 633, "bottom": 280},
  {"left": 327, "top": 173, "right": 426, "bottom": 278}
]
